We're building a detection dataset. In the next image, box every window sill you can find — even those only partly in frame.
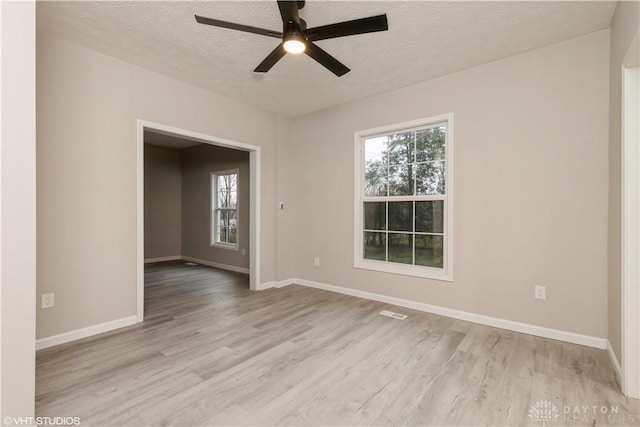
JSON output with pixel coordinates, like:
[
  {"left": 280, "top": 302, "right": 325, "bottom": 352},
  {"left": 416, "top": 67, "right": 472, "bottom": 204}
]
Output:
[
  {"left": 211, "top": 243, "right": 239, "bottom": 251},
  {"left": 354, "top": 259, "right": 453, "bottom": 282}
]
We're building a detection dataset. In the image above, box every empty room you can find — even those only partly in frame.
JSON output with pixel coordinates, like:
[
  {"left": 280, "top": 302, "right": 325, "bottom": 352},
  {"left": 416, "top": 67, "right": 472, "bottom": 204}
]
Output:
[{"left": 1, "top": 0, "right": 639, "bottom": 426}]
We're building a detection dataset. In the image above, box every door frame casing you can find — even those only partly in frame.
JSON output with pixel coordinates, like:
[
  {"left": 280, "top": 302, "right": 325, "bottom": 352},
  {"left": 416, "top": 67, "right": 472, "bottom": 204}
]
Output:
[
  {"left": 136, "top": 120, "right": 261, "bottom": 322},
  {"left": 621, "top": 33, "right": 639, "bottom": 399}
]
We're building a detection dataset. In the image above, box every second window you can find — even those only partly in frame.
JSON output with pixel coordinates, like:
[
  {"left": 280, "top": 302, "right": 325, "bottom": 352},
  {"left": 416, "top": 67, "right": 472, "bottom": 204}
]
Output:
[{"left": 211, "top": 169, "right": 239, "bottom": 249}]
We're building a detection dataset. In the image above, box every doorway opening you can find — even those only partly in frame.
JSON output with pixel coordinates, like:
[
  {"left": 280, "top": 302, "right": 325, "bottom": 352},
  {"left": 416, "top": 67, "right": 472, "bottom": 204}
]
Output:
[{"left": 136, "top": 120, "right": 261, "bottom": 322}]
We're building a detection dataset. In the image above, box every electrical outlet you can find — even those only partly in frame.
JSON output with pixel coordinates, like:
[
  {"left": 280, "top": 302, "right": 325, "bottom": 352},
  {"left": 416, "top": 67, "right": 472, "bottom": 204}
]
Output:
[
  {"left": 241, "top": 249, "right": 246, "bottom": 256},
  {"left": 314, "top": 257, "right": 320, "bottom": 267},
  {"left": 535, "top": 286, "right": 546, "bottom": 300},
  {"left": 42, "top": 293, "right": 55, "bottom": 309}
]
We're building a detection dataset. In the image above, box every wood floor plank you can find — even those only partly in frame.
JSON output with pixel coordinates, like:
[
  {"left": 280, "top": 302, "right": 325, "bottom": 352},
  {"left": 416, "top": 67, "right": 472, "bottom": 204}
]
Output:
[{"left": 35, "top": 261, "right": 640, "bottom": 426}]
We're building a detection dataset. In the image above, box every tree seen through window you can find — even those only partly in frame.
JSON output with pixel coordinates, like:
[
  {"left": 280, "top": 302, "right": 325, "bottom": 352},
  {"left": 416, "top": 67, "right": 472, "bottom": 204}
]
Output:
[
  {"left": 212, "top": 171, "right": 238, "bottom": 247},
  {"left": 362, "top": 125, "right": 446, "bottom": 268}
]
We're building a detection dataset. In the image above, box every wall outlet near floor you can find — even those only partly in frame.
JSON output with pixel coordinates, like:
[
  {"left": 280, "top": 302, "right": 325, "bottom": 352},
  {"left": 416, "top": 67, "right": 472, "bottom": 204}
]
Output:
[
  {"left": 534, "top": 286, "right": 546, "bottom": 300},
  {"left": 314, "top": 257, "right": 320, "bottom": 267},
  {"left": 42, "top": 293, "right": 55, "bottom": 309}
]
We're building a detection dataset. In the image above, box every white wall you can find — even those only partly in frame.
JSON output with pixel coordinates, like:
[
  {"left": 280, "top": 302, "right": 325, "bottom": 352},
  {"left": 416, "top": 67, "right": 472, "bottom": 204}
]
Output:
[
  {"left": 291, "top": 30, "right": 610, "bottom": 338},
  {"left": 0, "top": 1, "right": 37, "bottom": 418},
  {"left": 36, "top": 33, "right": 280, "bottom": 339}
]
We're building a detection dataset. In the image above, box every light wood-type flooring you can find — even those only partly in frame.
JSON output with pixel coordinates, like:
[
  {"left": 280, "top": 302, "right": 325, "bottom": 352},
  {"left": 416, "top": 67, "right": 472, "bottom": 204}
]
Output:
[{"left": 36, "top": 261, "right": 640, "bottom": 426}]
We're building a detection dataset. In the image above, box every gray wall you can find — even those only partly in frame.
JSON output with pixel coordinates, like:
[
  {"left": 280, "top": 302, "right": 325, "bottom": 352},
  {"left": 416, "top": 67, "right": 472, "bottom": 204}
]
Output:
[
  {"left": 143, "top": 143, "right": 250, "bottom": 270},
  {"left": 181, "top": 144, "right": 250, "bottom": 270},
  {"left": 36, "top": 25, "right": 613, "bottom": 349},
  {"left": 290, "top": 30, "right": 610, "bottom": 338},
  {"left": 36, "top": 32, "right": 279, "bottom": 340},
  {"left": 144, "top": 144, "right": 182, "bottom": 260},
  {"left": 607, "top": 1, "right": 639, "bottom": 362}
]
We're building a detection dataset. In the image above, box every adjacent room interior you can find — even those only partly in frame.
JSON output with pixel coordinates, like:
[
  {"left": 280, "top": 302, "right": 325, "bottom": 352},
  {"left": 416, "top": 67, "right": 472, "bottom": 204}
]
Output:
[
  {"left": 144, "top": 130, "right": 251, "bottom": 274},
  {"left": 1, "top": 0, "right": 639, "bottom": 425}
]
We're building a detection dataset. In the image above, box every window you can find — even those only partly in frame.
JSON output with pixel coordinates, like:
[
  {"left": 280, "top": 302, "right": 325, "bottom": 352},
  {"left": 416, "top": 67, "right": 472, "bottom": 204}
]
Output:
[
  {"left": 354, "top": 114, "right": 453, "bottom": 281},
  {"left": 211, "top": 170, "right": 239, "bottom": 249}
]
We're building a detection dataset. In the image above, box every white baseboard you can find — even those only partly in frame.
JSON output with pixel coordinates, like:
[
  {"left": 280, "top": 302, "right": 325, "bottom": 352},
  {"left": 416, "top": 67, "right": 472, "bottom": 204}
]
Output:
[
  {"left": 37, "top": 258, "right": 248, "bottom": 349},
  {"left": 144, "top": 255, "right": 181, "bottom": 263},
  {"left": 607, "top": 340, "right": 623, "bottom": 387},
  {"left": 290, "top": 278, "right": 607, "bottom": 350},
  {"left": 274, "top": 279, "right": 295, "bottom": 288},
  {"left": 180, "top": 256, "right": 250, "bottom": 275},
  {"left": 36, "top": 315, "right": 138, "bottom": 350},
  {"left": 144, "top": 255, "right": 249, "bottom": 275},
  {"left": 36, "top": 276, "right": 607, "bottom": 354},
  {"left": 256, "top": 279, "right": 294, "bottom": 290},
  {"left": 256, "top": 281, "right": 275, "bottom": 290}
]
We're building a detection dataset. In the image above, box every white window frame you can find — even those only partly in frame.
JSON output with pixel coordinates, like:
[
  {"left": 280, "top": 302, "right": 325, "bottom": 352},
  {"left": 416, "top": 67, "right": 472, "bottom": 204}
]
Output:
[
  {"left": 353, "top": 114, "right": 454, "bottom": 281},
  {"left": 211, "top": 168, "right": 239, "bottom": 250}
]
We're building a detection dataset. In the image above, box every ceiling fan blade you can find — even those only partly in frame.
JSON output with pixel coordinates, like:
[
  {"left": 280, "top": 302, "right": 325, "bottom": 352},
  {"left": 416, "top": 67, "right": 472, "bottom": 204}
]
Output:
[
  {"left": 254, "top": 43, "right": 287, "bottom": 73},
  {"left": 277, "top": 0, "right": 300, "bottom": 25},
  {"left": 304, "top": 42, "right": 350, "bottom": 77},
  {"left": 305, "top": 14, "right": 388, "bottom": 41},
  {"left": 195, "top": 15, "right": 282, "bottom": 39}
]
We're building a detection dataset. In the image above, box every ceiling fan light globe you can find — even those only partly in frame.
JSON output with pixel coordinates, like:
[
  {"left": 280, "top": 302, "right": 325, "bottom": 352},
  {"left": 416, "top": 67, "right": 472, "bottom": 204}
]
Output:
[{"left": 283, "top": 38, "right": 306, "bottom": 54}]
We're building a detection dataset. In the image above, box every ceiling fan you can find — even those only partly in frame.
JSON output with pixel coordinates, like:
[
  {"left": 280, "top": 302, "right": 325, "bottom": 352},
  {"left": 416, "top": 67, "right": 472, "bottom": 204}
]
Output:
[{"left": 195, "top": 1, "right": 388, "bottom": 77}]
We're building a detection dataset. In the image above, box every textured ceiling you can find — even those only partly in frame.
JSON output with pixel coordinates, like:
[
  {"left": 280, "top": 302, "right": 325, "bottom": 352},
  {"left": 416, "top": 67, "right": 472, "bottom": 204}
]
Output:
[{"left": 37, "top": 1, "right": 616, "bottom": 117}]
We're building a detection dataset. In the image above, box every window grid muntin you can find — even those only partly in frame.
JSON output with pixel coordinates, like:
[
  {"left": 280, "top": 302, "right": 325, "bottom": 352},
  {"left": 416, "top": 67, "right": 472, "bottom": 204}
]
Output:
[
  {"left": 211, "top": 170, "right": 239, "bottom": 249},
  {"left": 361, "top": 121, "right": 448, "bottom": 270}
]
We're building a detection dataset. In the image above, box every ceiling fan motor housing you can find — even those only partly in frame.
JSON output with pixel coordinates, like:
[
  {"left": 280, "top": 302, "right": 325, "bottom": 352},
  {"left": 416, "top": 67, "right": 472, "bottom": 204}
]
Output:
[{"left": 195, "top": 0, "right": 388, "bottom": 76}]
